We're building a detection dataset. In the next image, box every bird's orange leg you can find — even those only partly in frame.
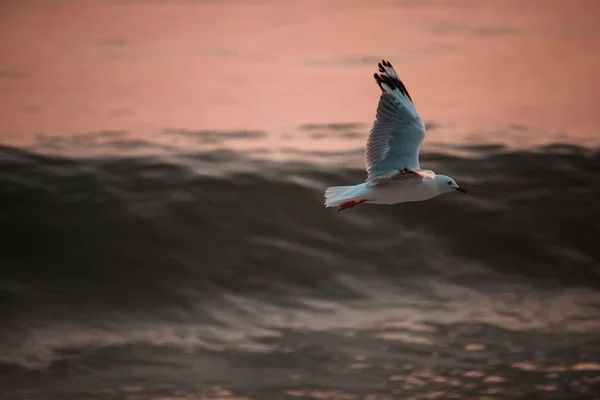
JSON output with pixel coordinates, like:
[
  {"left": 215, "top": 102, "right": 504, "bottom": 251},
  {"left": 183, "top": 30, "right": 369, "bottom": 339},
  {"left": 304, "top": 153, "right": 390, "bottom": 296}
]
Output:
[{"left": 337, "top": 199, "right": 366, "bottom": 212}]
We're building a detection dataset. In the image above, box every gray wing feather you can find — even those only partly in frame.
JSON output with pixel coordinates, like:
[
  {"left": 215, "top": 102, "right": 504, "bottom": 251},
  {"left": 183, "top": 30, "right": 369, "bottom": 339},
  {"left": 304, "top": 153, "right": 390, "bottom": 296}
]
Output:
[{"left": 365, "top": 61, "right": 426, "bottom": 182}]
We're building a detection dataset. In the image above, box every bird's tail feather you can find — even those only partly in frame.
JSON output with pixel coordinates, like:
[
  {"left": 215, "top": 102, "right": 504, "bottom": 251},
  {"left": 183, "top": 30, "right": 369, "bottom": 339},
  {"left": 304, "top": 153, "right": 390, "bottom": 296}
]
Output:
[{"left": 324, "top": 184, "right": 368, "bottom": 208}]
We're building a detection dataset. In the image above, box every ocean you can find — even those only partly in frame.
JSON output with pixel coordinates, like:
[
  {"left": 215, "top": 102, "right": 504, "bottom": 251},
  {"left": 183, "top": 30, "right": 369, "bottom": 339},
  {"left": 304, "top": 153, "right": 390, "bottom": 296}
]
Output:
[{"left": 1, "top": 1, "right": 600, "bottom": 399}]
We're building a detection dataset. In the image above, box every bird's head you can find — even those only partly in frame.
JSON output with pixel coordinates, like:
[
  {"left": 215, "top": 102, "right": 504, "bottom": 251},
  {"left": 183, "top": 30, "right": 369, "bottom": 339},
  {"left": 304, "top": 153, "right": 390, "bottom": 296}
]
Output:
[{"left": 435, "top": 175, "right": 468, "bottom": 194}]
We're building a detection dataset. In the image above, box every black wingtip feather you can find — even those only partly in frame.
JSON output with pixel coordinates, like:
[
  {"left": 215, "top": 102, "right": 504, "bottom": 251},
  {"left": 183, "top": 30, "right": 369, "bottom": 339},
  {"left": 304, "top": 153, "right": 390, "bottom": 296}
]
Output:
[
  {"left": 373, "top": 72, "right": 384, "bottom": 91},
  {"left": 374, "top": 59, "right": 413, "bottom": 102}
]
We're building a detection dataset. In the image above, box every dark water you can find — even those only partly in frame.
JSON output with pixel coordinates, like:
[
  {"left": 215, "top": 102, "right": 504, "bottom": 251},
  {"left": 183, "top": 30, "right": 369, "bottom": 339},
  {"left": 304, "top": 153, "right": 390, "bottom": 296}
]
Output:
[{"left": 1, "top": 134, "right": 600, "bottom": 400}]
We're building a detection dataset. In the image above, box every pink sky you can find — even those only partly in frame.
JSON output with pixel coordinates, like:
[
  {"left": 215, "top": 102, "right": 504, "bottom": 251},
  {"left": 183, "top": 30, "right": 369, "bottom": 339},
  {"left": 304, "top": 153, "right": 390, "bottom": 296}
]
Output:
[{"left": 1, "top": 0, "right": 599, "bottom": 151}]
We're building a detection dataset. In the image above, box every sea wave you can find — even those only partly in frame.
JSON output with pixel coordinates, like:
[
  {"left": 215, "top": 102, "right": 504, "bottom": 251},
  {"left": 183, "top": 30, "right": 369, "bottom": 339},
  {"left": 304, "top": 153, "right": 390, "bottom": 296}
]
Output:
[{"left": 1, "top": 142, "right": 599, "bottom": 398}]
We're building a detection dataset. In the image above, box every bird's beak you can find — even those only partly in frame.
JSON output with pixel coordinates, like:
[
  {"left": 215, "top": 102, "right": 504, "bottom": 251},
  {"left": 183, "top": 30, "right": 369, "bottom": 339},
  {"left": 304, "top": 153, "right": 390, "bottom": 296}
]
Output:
[{"left": 455, "top": 187, "right": 468, "bottom": 193}]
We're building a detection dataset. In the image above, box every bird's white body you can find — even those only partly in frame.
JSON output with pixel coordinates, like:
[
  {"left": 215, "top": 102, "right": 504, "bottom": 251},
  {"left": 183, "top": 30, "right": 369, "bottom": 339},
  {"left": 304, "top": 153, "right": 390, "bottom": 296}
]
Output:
[
  {"left": 324, "top": 60, "right": 467, "bottom": 211},
  {"left": 366, "top": 179, "right": 440, "bottom": 204},
  {"left": 325, "top": 175, "right": 458, "bottom": 208}
]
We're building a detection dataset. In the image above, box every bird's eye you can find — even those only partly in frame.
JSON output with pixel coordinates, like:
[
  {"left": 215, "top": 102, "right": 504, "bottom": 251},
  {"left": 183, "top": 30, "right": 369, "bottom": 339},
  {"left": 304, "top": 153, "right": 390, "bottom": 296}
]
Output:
[{"left": 447, "top": 181, "right": 452, "bottom": 185}]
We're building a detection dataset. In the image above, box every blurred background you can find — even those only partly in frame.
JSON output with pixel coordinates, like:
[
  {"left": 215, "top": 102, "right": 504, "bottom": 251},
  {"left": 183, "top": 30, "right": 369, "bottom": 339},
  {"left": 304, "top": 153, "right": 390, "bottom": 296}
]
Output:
[{"left": 1, "top": 0, "right": 600, "bottom": 399}]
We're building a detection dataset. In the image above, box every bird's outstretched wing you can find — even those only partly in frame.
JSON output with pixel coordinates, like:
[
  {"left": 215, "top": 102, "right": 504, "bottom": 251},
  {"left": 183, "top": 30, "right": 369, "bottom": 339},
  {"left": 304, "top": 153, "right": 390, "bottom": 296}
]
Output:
[{"left": 365, "top": 60, "right": 427, "bottom": 184}]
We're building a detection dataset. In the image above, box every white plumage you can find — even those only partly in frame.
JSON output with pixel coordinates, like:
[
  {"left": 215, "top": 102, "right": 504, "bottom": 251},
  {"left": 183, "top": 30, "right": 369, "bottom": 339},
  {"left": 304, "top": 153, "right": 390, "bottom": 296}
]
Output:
[{"left": 324, "top": 60, "right": 467, "bottom": 212}]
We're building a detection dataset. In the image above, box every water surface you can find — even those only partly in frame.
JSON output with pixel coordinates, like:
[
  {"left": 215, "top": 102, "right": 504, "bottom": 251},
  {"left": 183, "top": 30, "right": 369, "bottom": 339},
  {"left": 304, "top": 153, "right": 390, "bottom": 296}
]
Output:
[{"left": 1, "top": 1, "right": 600, "bottom": 399}]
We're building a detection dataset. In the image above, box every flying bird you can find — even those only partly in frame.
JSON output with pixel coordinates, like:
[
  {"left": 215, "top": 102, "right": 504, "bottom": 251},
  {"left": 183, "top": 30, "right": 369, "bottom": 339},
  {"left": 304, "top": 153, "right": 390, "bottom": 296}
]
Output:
[{"left": 324, "top": 60, "right": 468, "bottom": 212}]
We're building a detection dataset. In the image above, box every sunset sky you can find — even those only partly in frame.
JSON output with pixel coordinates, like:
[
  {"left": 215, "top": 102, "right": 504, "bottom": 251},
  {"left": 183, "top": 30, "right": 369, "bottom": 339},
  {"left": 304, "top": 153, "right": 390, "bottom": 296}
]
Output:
[{"left": 1, "top": 0, "right": 599, "bottom": 150}]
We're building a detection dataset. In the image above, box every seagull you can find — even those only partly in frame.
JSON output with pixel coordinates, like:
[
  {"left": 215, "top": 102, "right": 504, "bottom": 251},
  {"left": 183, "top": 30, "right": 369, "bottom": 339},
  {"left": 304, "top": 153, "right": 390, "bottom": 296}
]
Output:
[{"left": 324, "top": 60, "right": 468, "bottom": 212}]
